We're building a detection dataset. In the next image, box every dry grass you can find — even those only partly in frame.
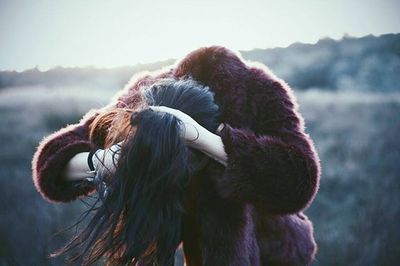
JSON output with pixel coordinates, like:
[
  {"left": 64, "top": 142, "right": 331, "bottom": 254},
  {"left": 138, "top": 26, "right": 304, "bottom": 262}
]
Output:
[{"left": 0, "top": 86, "right": 399, "bottom": 265}]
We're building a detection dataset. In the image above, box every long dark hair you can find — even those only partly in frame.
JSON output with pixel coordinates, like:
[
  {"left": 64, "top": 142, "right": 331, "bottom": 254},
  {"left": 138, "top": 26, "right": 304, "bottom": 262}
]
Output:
[{"left": 52, "top": 79, "right": 219, "bottom": 265}]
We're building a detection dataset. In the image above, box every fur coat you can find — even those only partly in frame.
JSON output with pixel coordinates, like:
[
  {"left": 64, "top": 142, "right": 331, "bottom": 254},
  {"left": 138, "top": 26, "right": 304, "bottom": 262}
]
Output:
[{"left": 32, "top": 46, "right": 321, "bottom": 265}]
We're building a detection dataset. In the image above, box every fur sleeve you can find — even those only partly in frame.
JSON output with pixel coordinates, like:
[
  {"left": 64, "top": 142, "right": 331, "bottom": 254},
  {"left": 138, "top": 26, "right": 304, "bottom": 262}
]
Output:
[
  {"left": 217, "top": 124, "right": 320, "bottom": 215},
  {"left": 31, "top": 109, "right": 99, "bottom": 202},
  {"left": 256, "top": 212, "right": 317, "bottom": 265},
  {"left": 174, "top": 46, "right": 321, "bottom": 215},
  {"left": 31, "top": 66, "right": 173, "bottom": 203}
]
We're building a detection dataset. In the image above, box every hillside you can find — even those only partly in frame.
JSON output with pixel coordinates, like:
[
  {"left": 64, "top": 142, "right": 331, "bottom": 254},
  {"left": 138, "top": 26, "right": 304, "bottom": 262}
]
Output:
[
  {"left": 242, "top": 33, "right": 400, "bottom": 91},
  {"left": 1, "top": 33, "right": 399, "bottom": 91}
]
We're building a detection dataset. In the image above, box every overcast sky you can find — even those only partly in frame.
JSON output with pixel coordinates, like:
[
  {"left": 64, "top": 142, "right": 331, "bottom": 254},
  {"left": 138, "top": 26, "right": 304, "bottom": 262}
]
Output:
[{"left": 0, "top": 0, "right": 399, "bottom": 71}]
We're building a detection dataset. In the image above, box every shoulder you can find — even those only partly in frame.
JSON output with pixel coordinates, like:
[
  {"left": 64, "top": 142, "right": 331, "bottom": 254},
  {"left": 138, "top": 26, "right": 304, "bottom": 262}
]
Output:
[
  {"left": 174, "top": 46, "right": 299, "bottom": 130},
  {"left": 173, "top": 45, "right": 290, "bottom": 104},
  {"left": 173, "top": 46, "right": 253, "bottom": 89},
  {"left": 174, "top": 46, "right": 246, "bottom": 76},
  {"left": 114, "top": 46, "right": 297, "bottom": 129},
  {"left": 174, "top": 45, "right": 280, "bottom": 85}
]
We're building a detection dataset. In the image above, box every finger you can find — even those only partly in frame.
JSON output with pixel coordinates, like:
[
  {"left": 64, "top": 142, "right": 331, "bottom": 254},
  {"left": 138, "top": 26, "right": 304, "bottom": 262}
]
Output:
[
  {"left": 149, "top": 106, "right": 182, "bottom": 116},
  {"left": 149, "top": 105, "right": 172, "bottom": 113},
  {"left": 148, "top": 105, "right": 161, "bottom": 111}
]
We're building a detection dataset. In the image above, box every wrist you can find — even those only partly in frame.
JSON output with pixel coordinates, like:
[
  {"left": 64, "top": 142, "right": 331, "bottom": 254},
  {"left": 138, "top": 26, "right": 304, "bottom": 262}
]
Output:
[
  {"left": 199, "top": 131, "right": 220, "bottom": 151},
  {"left": 193, "top": 131, "right": 228, "bottom": 166},
  {"left": 91, "top": 144, "right": 121, "bottom": 174},
  {"left": 184, "top": 123, "right": 228, "bottom": 165},
  {"left": 91, "top": 149, "right": 105, "bottom": 170},
  {"left": 63, "top": 152, "right": 94, "bottom": 181}
]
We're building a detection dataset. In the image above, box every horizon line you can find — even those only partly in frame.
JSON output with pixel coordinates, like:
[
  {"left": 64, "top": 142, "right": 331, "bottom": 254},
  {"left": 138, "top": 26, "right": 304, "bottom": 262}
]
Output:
[{"left": 1, "top": 32, "right": 397, "bottom": 73}]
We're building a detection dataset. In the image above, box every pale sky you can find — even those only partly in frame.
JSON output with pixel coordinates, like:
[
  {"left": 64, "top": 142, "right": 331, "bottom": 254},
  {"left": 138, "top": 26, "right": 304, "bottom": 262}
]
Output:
[{"left": 0, "top": 0, "right": 399, "bottom": 71}]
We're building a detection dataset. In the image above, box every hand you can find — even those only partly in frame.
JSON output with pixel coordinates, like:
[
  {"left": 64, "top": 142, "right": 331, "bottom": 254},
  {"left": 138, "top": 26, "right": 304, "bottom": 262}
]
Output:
[
  {"left": 149, "top": 106, "right": 228, "bottom": 165},
  {"left": 63, "top": 142, "right": 122, "bottom": 183},
  {"left": 149, "top": 106, "right": 204, "bottom": 144},
  {"left": 91, "top": 142, "right": 122, "bottom": 176}
]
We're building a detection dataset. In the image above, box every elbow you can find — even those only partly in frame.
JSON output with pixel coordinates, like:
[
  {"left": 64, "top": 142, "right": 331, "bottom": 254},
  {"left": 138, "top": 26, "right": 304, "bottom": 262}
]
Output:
[
  {"left": 258, "top": 147, "right": 321, "bottom": 215},
  {"left": 32, "top": 139, "right": 95, "bottom": 203},
  {"left": 216, "top": 152, "right": 320, "bottom": 215},
  {"left": 31, "top": 124, "right": 96, "bottom": 203},
  {"left": 267, "top": 171, "right": 319, "bottom": 215},
  {"left": 215, "top": 127, "right": 321, "bottom": 214}
]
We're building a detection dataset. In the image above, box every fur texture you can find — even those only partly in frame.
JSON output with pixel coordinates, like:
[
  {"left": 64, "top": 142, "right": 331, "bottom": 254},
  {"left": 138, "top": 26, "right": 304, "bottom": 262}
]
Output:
[{"left": 32, "top": 46, "right": 321, "bottom": 265}]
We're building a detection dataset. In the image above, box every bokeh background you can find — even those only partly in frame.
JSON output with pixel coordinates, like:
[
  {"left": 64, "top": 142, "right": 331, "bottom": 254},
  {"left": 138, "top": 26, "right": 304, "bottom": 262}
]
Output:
[{"left": 1, "top": 0, "right": 399, "bottom": 265}]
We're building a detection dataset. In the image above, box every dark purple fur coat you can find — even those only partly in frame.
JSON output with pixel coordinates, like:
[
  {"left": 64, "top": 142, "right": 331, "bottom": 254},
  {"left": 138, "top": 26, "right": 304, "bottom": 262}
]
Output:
[{"left": 32, "top": 46, "right": 320, "bottom": 265}]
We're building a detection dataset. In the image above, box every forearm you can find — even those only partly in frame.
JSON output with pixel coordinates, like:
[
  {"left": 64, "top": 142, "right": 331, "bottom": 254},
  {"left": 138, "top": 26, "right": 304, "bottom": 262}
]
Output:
[
  {"left": 63, "top": 152, "right": 93, "bottom": 181},
  {"left": 31, "top": 121, "right": 97, "bottom": 202},
  {"left": 64, "top": 144, "right": 122, "bottom": 182},
  {"left": 187, "top": 125, "right": 228, "bottom": 166},
  {"left": 215, "top": 125, "right": 320, "bottom": 214}
]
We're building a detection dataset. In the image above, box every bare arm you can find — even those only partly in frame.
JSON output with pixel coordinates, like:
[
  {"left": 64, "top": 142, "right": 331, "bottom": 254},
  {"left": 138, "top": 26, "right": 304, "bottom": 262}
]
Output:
[
  {"left": 149, "top": 106, "right": 228, "bottom": 166},
  {"left": 63, "top": 144, "right": 121, "bottom": 182},
  {"left": 63, "top": 152, "right": 92, "bottom": 181},
  {"left": 61, "top": 123, "right": 226, "bottom": 183},
  {"left": 185, "top": 123, "right": 228, "bottom": 166}
]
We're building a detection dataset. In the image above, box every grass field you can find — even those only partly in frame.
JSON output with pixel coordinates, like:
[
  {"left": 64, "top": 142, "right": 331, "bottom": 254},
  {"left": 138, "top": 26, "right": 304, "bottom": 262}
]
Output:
[{"left": 0, "top": 86, "right": 399, "bottom": 265}]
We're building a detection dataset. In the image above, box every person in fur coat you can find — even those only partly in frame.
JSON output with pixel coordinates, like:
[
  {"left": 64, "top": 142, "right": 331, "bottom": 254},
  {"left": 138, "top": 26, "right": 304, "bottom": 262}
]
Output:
[{"left": 32, "top": 46, "right": 321, "bottom": 265}]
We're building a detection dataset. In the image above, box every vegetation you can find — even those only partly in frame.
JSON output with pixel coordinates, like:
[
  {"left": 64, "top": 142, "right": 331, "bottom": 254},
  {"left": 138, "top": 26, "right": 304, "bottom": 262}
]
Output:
[
  {"left": 0, "top": 33, "right": 399, "bottom": 265},
  {"left": 1, "top": 33, "right": 399, "bottom": 92}
]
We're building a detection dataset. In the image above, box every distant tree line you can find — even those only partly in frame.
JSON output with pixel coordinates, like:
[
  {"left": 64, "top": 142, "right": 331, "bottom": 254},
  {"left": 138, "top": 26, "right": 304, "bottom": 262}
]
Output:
[
  {"left": 0, "top": 60, "right": 174, "bottom": 90},
  {"left": 242, "top": 33, "right": 400, "bottom": 91},
  {"left": 1, "top": 33, "right": 399, "bottom": 91}
]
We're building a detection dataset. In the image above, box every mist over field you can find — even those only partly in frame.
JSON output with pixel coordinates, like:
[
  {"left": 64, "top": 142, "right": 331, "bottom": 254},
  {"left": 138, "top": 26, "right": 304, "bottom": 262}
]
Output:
[{"left": 0, "top": 33, "right": 399, "bottom": 265}]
